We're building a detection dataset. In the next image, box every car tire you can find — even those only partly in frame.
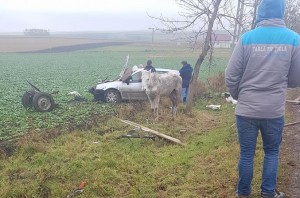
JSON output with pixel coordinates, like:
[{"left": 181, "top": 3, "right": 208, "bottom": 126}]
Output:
[
  {"left": 32, "top": 92, "right": 55, "bottom": 112},
  {"left": 21, "top": 90, "right": 37, "bottom": 108},
  {"left": 104, "top": 89, "right": 121, "bottom": 103}
]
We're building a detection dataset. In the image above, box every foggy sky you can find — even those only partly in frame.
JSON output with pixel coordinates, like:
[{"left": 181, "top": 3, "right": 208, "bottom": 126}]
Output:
[{"left": 0, "top": 0, "right": 181, "bottom": 32}]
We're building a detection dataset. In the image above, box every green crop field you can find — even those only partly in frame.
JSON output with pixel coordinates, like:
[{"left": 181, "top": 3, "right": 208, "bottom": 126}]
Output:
[
  {"left": 0, "top": 42, "right": 230, "bottom": 141},
  {"left": 0, "top": 40, "right": 291, "bottom": 197}
]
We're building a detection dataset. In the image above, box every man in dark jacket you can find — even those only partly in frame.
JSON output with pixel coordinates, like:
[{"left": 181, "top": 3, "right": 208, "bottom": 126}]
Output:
[
  {"left": 179, "top": 60, "right": 193, "bottom": 103},
  {"left": 144, "top": 60, "right": 156, "bottom": 73},
  {"left": 225, "top": 0, "right": 300, "bottom": 197}
]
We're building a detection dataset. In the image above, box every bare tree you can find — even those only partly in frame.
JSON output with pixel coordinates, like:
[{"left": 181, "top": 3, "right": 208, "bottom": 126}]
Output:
[
  {"left": 150, "top": 0, "right": 239, "bottom": 111},
  {"left": 231, "top": 0, "right": 242, "bottom": 46},
  {"left": 236, "top": 0, "right": 300, "bottom": 34},
  {"left": 250, "top": 0, "right": 261, "bottom": 29},
  {"left": 185, "top": 0, "right": 223, "bottom": 111},
  {"left": 151, "top": 0, "right": 297, "bottom": 111},
  {"left": 285, "top": 0, "right": 300, "bottom": 33},
  {"left": 231, "top": 0, "right": 261, "bottom": 46}
]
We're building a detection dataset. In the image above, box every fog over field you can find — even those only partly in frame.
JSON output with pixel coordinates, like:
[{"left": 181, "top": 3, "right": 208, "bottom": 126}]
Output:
[{"left": 0, "top": 0, "right": 181, "bottom": 33}]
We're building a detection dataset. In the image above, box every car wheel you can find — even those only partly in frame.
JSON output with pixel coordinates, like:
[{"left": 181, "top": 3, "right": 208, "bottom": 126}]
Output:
[
  {"left": 32, "top": 92, "right": 55, "bottom": 112},
  {"left": 104, "top": 89, "right": 121, "bottom": 103},
  {"left": 21, "top": 90, "right": 37, "bottom": 108}
]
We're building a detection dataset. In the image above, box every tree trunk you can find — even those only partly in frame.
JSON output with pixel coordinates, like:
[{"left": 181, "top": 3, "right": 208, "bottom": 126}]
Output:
[
  {"left": 186, "top": 0, "right": 223, "bottom": 112},
  {"left": 251, "top": 0, "right": 260, "bottom": 29},
  {"left": 237, "top": 0, "right": 245, "bottom": 37},
  {"left": 232, "top": 0, "right": 241, "bottom": 48}
]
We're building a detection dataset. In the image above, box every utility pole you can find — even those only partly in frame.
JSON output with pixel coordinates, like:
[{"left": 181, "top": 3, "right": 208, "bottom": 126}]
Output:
[{"left": 148, "top": 27, "right": 157, "bottom": 51}]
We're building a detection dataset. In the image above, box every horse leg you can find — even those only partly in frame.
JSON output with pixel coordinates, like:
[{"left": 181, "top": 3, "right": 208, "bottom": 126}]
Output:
[
  {"left": 147, "top": 94, "right": 154, "bottom": 113},
  {"left": 148, "top": 97, "right": 157, "bottom": 118},
  {"left": 150, "top": 99, "right": 155, "bottom": 114},
  {"left": 170, "top": 90, "right": 177, "bottom": 115},
  {"left": 154, "top": 96, "right": 160, "bottom": 120}
]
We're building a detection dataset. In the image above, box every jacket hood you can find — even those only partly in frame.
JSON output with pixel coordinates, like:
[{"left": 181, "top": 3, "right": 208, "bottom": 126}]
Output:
[{"left": 256, "top": 0, "right": 285, "bottom": 24}]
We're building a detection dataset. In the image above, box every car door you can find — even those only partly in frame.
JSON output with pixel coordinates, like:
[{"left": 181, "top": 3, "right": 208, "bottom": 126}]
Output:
[{"left": 119, "top": 71, "right": 148, "bottom": 100}]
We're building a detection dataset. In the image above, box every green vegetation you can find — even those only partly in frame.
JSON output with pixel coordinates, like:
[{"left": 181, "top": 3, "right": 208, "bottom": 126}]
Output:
[
  {"left": 0, "top": 44, "right": 229, "bottom": 141},
  {"left": 0, "top": 96, "right": 288, "bottom": 197},
  {"left": 0, "top": 97, "right": 238, "bottom": 197},
  {"left": 1, "top": 42, "right": 288, "bottom": 197}
]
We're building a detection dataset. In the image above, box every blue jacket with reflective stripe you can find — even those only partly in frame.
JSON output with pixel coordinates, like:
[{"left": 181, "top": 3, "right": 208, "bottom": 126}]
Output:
[{"left": 225, "top": 19, "right": 300, "bottom": 119}]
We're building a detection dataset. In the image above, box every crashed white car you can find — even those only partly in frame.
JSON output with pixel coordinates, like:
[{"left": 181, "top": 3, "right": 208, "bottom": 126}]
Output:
[{"left": 89, "top": 56, "right": 179, "bottom": 103}]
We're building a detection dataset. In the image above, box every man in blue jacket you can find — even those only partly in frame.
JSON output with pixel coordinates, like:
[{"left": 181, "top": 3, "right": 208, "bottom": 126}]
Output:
[
  {"left": 225, "top": 0, "right": 300, "bottom": 197},
  {"left": 144, "top": 60, "right": 156, "bottom": 73},
  {"left": 179, "top": 60, "right": 193, "bottom": 103}
]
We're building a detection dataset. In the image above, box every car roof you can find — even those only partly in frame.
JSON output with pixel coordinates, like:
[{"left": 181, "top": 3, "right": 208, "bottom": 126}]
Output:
[{"left": 132, "top": 68, "right": 179, "bottom": 75}]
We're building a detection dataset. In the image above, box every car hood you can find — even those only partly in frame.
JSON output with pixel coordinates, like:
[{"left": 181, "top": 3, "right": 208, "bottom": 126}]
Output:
[{"left": 95, "top": 80, "right": 122, "bottom": 90}]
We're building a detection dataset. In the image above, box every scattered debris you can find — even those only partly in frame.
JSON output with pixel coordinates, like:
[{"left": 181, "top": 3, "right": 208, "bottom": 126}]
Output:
[
  {"left": 180, "top": 129, "right": 187, "bottom": 133},
  {"left": 51, "top": 90, "right": 60, "bottom": 95},
  {"left": 284, "top": 121, "right": 300, "bottom": 127},
  {"left": 68, "top": 91, "right": 81, "bottom": 96},
  {"left": 66, "top": 181, "right": 87, "bottom": 198},
  {"left": 223, "top": 92, "right": 238, "bottom": 105},
  {"left": 117, "top": 128, "right": 156, "bottom": 140},
  {"left": 120, "top": 119, "right": 185, "bottom": 146},
  {"left": 68, "top": 91, "right": 87, "bottom": 102},
  {"left": 286, "top": 96, "right": 300, "bottom": 105},
  {"left": 206, "top": 104, "right": 221, "bottom": 110}
]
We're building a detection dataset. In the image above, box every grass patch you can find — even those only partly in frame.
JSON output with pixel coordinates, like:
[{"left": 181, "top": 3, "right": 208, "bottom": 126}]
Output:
[
  {"left": 0, "top": 95, "right": 282, "bottom": 197},
  {"left": 0, "top": 41, "right": 289, "bottom": 197}
]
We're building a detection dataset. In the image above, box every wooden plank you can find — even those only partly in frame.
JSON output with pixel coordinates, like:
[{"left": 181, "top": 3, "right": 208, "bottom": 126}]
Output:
[
  {"left": 285, "top": 121, "right": 300, "bottom": 127},
  {"left": 286, "top": 100, "right": 300, "bottom": 104},
  {"left": 120, "top": 119, "right": 185, "bottom": 146}
]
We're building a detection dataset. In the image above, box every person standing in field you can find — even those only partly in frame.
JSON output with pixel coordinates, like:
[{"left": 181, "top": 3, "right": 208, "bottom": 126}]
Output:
[
  {"left": 225, "top": 0, "right": 300, "bottom": 197},
  {"left": 144, "top": 60, "right": 156, "bottom": 73},
  {"left": 179, "top": 60, "right": 193, "bottom": 103}
]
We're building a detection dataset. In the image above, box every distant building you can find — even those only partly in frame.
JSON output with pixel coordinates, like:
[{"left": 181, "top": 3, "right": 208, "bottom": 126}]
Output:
[
  {"left": 211, "top": 31, "right": 232, "bottom": 48},
  {"left": 24, "top": 29, "right": 50, "bottom": 36}
]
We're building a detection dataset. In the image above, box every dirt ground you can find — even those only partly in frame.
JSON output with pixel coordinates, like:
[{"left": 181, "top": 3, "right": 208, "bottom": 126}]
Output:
[{"left": 281, "top": 89, "right": 300, "bottom": 197}]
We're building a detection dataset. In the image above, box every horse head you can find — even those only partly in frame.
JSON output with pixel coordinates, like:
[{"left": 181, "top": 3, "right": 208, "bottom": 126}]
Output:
[{"left": 141, "top": 70, "right": 151, "bottom": 91}]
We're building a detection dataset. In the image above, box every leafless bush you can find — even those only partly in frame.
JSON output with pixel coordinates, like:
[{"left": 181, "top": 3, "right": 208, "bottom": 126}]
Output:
[
  {"left": 191, "top": 80, "right": 207, "bottom": 99},
  {"left": 206, "top": 72, "right": 226, "bottom": 92}
]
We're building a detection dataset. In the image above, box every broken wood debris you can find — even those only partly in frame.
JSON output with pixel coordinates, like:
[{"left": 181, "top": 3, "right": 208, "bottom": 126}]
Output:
[
  {"left": 286, "top": 100, "right": 300, "bottom": 105},
  {"left": 286, "top": 96, "right": 300, "bottom": 105},
  {"left": 117, "top": 128, "right": 156, "bottom": 140},
  {"left": 284, "top": 121, "right": 300, "bottom": 127},
  {"left": 120, "top": 119, "right": 185, "bottom": 146}
]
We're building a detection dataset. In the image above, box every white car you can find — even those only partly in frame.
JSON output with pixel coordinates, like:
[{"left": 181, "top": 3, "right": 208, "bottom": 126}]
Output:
[{"left": 89, "top": 56, "right": 179, "bottom": 103}]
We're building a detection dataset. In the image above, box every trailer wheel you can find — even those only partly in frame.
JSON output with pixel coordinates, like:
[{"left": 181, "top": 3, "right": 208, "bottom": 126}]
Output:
[
  {"left": 32, "top": 92, "right": 55, "bottom": 112},
  {"left": 21, "top": 90, "right": 37, "bottom": 108}
]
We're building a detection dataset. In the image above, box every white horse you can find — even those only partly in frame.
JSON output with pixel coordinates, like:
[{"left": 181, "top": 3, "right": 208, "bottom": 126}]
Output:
[{"left": 141, "top": 70, "right": 182, "bottom": 119}]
